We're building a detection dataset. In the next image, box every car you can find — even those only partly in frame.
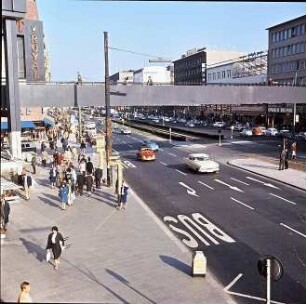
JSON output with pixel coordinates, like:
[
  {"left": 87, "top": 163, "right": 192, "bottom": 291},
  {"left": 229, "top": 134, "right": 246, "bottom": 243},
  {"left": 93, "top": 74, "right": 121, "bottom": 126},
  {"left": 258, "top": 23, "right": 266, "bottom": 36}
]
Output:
[
  {"left": 233, "top": 123, "right": 245, "bottom": 132},
  {"left": 21, "top": 141, "right": 38, "bottom": 162},
  {"left": 185, "top": 153, "right": 219, "bottom": 173},
  {"left": 137, "top": 147, "right": 156, "bottom": 161},
  {"left": 143, "top": 140, "right": 159, "bottom": 151},
  {"left": 265, "top": 127, "right": 279, "bottom": 136},
  {"left": 121, "top": 128, "right": 131, "bottom": 135},
  {"left": 279, "top": 129, "right": 294, "bottom": 139},
  {"left": 295, "top": 132, "right": 306, "bottom": 141},
  {"left": 213, "top": 121, "right": 226, "bottom": 128},
  {"left": 113, "top": 127, "right": 122, "bottom": 134},
  {"left": 152, "top": 119, "right": 160, "bottom": 123},
  {"left": 240, "top": 129, "right": 253, "bottom": 136},
  {"left": 185, "top": 122, "right": 195, "bottom": 128}
]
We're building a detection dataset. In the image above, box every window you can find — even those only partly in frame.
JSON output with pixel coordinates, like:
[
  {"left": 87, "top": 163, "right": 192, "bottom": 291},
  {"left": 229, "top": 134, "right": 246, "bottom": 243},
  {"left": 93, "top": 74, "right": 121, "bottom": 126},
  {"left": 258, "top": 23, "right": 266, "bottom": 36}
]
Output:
[
  {"left": 280, "top": 31, "right": 284, "bottom": 40},
  {"left": 222, "top": 71, "right": 225, "bottom": 78},
  {"left": 292, "top": 44, "right": 296, "bottom": 55},
  {"left": 17, "top": 36, "right": 25, "bottom": 79},
  {"left": 291, "top": 27, "right": 296, "bottom": 37},
  {"left": 288, "top": 45, "right": 292, "bottom": 56},
  {"left": 301, "top": 24, "right": 305, "bottom": 35},
  {"left": 276, "top": 48, "right": 280, "bottom": 58},
  {"left": 301, "top": 43, "right": 305, "bottom": 53},
  {"left": 276, "top": 32, "right": 280, "bottom": 41},
  {"left": 217, "top": 72, "right": 221, "bottom": 79},
  {"left": 280, "top": 47, "right": 283, "bottom": 57},
  {"left": 287, "top": 28, "right": 292, "bottom": 39},
  {"left": 272, "top": 33, "right": 275, "bottom": 42},
  {"left": 296, "top": 25, "right": 301, "bottom": 36},
  {"left": 227, "top": 70, "right": 231, "bottom": 78},
  {"left": 284, "top": 29, "right": 287, "bottom": 40},
  {"left": 284, "top": 46, "right": 288, "bottom": 56}
]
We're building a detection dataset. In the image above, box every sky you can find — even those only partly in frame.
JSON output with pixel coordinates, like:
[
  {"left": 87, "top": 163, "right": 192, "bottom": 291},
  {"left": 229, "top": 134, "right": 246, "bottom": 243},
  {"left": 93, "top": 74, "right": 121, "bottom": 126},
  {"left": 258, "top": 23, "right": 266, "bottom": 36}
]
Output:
[{"left": 37, "top": 1, "right": 306, "bottom": 81}]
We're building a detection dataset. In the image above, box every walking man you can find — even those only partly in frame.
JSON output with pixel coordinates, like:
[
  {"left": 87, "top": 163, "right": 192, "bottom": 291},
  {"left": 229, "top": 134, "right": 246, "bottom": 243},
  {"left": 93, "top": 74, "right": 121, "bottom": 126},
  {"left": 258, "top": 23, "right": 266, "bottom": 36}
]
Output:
[
  {"left": 117, "top": 181, "right": 129, "bottom": 210},
  {"left": 31, "top": 155, "right": 37, "bottom": 175},
  {"left": 94, "top": 167, "right": 103, "bottom": 189},
  {"left": 279, "top": 148, "right": 287, "bottom": 170},
  {"left": 23, "top": 172, "right": 32, "bottom": 201}
]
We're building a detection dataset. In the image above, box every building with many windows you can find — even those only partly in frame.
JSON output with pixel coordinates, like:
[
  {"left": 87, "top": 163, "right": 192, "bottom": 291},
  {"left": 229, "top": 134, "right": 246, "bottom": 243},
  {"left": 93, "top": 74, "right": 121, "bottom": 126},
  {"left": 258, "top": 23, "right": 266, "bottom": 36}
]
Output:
[
  {"left": 267, "top": 15, "right": 306, "bottom": 86},
  {"left": 173, "top": 48, "right": 243, "bottom": 85},
  {"left": 206, "top": 51, "right": 267, "bottom": 85}
]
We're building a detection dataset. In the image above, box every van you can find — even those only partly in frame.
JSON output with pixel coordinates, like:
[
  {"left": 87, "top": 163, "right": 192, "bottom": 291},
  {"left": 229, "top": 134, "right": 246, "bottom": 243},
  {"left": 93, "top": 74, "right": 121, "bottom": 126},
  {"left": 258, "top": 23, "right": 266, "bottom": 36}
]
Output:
[{"left": 21, "top": 141, "right": 37, "bottom": 162}]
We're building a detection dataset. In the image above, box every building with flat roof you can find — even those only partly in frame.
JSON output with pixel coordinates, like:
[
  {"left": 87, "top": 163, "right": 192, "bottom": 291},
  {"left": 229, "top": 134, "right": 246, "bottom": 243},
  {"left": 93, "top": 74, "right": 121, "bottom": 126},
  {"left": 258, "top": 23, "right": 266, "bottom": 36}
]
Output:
[
  {"left": 109, "top": 70, "right": 134, "bottom": 85},
  {"left": 267, "top": 15, "right": 306, "bottom": 86},
  {"left": 133, "top": 66, "right": 172, "bottom": 85},
  {"left": 173, "top": 48, "right": 244, "bottom": 85}
]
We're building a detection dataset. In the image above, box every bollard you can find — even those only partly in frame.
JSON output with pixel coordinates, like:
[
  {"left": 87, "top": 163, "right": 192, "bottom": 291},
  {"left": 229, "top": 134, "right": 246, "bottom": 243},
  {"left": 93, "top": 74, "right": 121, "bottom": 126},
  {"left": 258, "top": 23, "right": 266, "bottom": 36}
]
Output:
[{"left": 192, "top": 251, "right": 207, "bottom": 277}]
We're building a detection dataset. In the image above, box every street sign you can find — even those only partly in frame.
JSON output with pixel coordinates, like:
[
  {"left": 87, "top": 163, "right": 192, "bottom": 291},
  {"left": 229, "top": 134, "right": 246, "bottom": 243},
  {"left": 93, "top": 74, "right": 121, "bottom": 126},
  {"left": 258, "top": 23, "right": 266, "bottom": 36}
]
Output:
[{"left": 257, "top": 256, "right": 283, "bottom": 281}]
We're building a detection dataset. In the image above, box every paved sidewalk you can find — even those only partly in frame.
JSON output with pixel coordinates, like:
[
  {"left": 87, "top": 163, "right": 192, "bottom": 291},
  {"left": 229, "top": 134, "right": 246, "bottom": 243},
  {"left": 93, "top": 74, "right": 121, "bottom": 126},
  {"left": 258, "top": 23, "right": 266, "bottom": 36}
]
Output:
[
  {"left": 228, "top": 158, "right": 306, "bottom": 191},
  {"left": 1, "top": 159, "right": 236, "bottom": 303}
]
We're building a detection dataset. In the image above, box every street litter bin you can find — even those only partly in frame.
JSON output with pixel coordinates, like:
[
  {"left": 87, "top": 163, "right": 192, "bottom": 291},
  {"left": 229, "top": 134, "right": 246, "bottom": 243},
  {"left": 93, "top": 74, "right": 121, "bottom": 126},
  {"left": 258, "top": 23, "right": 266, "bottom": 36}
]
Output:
[{"left": 192, "top": 251, "right": 207, "bottom": 277}]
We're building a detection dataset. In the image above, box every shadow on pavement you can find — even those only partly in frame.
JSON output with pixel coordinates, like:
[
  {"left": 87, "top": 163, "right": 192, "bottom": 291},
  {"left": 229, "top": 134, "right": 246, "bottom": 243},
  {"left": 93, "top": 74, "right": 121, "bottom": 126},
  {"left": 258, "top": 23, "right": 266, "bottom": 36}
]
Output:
[
  {"left": 19, "top": 237, "right": 46, "bottom": 263},
  {"left": 159, "top": 255, "right": 191, "bottom": 276},
  {"left": 105, "top": 269, "right": 157, "bottom": 304},
  {"left": 38, "top": 196, "right": 61, "bottom": 210}
]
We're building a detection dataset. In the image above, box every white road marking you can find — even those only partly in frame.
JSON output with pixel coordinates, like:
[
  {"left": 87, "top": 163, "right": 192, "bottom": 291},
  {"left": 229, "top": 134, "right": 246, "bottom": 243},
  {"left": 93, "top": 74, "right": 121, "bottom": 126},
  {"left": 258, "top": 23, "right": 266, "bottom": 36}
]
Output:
[
  {"left": 224, "top": 273, "right": 243, "bottom": 292},
  {"left": 280, "top": 223, "right": 306, "bottom": 238},
  {"left": 269, "top": 193, "right": 296, "bottom": 205},
  {"left": 168, "top": 152, "right": 177, "bottom": 157},
  {"left": 224, "top": 273, "right": 285, "bottom": 304},
  {"left": 230, "top": 177, "right": 249, "bottom": 186},
  {"left": 214, "top": 179, "right": 244, "bottom": 193},
  {"left": 198, "top": 181, "right": 214, "bottom": 190},
  {"left": 179, "top": 182, "right": 200, "bottom": 197},
  {"left": 159, "top": 161, "right": 167, "bottom": 166},
  {"left": 123, "top": 160, "right": 137, "bottom": 168},
  {"left": 246, "top": 176, "right": 280, "bottom": 190},
  {"left": 230, "top": 197, "right": 254, "bottom": 210},
  {"left": 175, "top": 169, "right": 187, "bottom": 176}
]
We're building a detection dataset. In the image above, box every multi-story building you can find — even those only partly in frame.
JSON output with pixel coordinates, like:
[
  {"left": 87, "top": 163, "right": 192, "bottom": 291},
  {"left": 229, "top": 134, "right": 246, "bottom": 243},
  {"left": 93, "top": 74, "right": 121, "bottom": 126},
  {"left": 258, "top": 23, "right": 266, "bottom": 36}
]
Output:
[
  {"left": 109, "top": 70, "right": 134, "bottom": 84},
  {"left": 133, "top": 66, "right": 172, "bottom": 85},
  {"left": 207, "top": 51, "right": 267, "bottom": 85},
  {"left": 173, "top": 48, "right": 243, "bottom": 85},
  {"left": 267, "top": 15, "right": 306, "bottom": 86}
]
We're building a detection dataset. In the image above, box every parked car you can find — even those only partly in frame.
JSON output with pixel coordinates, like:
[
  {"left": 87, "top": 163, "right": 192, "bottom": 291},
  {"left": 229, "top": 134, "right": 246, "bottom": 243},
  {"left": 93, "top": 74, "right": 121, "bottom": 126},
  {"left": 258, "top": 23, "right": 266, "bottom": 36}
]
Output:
[
  {"left": 213, "top": 121, "right": 226, "bottom": 128},
  {"left": 137, "top": 147, "right": 156, "bottom": 161},
  {"left": 185, "top": 122, "right": 195, "bottom": 128},
  {"left": 279, "top": 129, "right": 294, "bottom": 139},
  {"left": 121, "top": 128, "right": 131, "bottom": 135},
  {"left": 240, "top": 129, "right": 253, "bottom": 136},
  {"left": 152, "top": 119, "right": 160, "bottom": 124},
  {"left": 143, "top": 140, "right": 159, "bottom": 151},
  {"left": 233, "top": 124, "right": 245, "bottom": 132},
  {"left": 21, "top": 141, "right": 37, "bottom": 162},
  {"left": 265, "top": 127, "right": 279, "bottom": 136},
  {"left": 185, "top": 153, "right": 219, "bottom": 173},
  {"left": 294, "top": 132, "right": 306, "bottom": 141}
]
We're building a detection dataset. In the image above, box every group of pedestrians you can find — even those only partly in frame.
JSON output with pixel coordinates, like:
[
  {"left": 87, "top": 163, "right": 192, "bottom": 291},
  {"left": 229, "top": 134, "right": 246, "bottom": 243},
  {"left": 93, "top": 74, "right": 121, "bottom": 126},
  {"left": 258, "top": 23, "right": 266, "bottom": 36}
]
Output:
[{"left": 278, "top": 141, "right": 298, "bottom": 170}]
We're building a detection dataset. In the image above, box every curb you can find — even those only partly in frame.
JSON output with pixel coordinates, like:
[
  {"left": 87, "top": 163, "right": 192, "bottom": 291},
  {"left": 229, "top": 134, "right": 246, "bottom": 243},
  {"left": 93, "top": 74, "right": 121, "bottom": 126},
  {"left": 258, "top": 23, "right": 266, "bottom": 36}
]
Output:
[{"left": 227, "top": 161, "right": 306, "bottom": 192}]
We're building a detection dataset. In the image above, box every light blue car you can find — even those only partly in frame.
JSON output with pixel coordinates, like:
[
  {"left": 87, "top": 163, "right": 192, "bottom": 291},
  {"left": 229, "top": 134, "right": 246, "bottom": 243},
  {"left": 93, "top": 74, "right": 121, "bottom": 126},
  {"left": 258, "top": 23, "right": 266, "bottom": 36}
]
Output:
[{"left": 143, "top": 140, "right": 159, "bottom": 151}]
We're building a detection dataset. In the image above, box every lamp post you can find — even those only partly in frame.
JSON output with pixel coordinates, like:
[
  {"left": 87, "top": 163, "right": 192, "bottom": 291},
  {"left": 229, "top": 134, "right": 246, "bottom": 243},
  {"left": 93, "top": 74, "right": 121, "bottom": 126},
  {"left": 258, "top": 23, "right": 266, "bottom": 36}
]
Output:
[
  {"left": 77, "top": 72, "right": 83, "bottom": 144},
  {"left": 104, "top": 31, "right": 113, "bottom": 187}
]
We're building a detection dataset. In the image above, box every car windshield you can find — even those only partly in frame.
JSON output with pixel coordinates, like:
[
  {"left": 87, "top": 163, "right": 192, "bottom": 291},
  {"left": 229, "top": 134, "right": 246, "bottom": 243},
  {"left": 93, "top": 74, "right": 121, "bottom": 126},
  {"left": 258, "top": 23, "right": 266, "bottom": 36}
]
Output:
[{"left": 190, "top": 157, "right": 210, "bottom": 161}]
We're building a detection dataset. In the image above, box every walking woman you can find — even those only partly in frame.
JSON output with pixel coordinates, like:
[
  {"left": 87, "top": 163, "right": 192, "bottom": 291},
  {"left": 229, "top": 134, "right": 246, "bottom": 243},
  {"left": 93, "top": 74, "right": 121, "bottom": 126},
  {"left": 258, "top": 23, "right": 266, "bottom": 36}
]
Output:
[
  {"left": 58, "top": 182, "right": 69, "bottom": 210},
  {"left": 46, "top": 226, "right": 65, "bottom": 270}
]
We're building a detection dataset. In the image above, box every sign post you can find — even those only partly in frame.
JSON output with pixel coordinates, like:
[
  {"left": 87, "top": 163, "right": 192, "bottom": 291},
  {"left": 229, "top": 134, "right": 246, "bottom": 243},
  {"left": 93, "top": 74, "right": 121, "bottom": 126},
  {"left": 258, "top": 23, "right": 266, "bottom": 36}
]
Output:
[
  {"left": 169, "top": 127, "right": 172, "bottom": 143},
  {"left": 218, "top": 128, "right": 222, "bottom": 146}
]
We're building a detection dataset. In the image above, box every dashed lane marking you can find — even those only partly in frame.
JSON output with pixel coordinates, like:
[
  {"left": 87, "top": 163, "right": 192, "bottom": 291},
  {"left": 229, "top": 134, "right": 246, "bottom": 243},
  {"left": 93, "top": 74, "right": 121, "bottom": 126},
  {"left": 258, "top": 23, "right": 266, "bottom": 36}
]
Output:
[
  {"left": 168, "top": 152, "right": 177, "bottom": 157},
  {"left": 175, "top": 169, "right": 187, "bottom": 176},
  {"left": 198, "top": 181, "right": 214, "bottom": 190},
  {"left": 230, "top": 177, "right": 249, "bottom": 186},
  {"left": 230, "top": 197, "right": 254, "bottom": 210},
  {"left": 280, "top": 223, "right": 306, "bottom": 238},
  {"left": 269, "top": 193, "right": 296, "bottom": 205},
  {"left": 159, "top": 161, "right": 167, "bottom": 166}
]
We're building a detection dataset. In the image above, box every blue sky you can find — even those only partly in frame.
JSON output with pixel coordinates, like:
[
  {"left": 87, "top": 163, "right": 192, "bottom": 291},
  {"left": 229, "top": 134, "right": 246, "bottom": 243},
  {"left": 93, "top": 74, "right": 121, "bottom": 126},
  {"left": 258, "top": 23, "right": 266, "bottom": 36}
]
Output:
[{"left": 37, "top": 1, "right": 305, "bottom": 81}]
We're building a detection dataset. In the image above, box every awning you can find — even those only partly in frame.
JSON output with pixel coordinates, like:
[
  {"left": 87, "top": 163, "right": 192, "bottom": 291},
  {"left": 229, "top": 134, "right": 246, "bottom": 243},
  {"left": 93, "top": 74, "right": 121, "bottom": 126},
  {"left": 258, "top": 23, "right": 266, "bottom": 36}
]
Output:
[
  {"left": 21, "top": 121, "right": 36, "bottom": 129},
  {"left": 43, "top": 118, "right": 55, "bottom": 127},
  {"left": 1, "top": 122, "right": 8, "bottom": 130},
  {"left": 1, "top": 121, "right": 36, "bottom": 130}
]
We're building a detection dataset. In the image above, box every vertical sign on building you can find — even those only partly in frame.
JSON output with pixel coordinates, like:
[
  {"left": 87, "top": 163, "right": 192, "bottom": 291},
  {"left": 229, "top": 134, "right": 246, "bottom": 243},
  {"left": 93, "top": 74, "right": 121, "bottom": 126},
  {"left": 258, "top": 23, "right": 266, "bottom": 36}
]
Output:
[{"left": 31, "top": 25, "right": 39, "bottom": 80}]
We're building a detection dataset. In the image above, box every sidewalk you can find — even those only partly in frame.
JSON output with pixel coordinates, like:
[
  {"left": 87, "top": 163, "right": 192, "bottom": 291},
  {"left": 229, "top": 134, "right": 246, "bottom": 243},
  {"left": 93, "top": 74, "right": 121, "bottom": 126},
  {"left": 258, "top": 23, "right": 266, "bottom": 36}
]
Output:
[
  {"left": 228, "top": 158, "right": 306, "bottom": 191},
  {"left": 1, "top": 152, "right": 236, "bottom": 303}
]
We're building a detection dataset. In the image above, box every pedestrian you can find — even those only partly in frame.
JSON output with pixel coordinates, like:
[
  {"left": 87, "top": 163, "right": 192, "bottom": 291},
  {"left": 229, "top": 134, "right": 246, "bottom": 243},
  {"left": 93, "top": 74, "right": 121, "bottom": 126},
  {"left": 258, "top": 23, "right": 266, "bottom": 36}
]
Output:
[
  {"left": 0, "top": 194, "right": 10, "bottom": 232},
  {"left": 62, "top": 137, "right": 68, "bottom": 152},
  {"left": 45, "top": 226, "right": 65, "bottom": 270},
  {"left": 285, "top": 148, "right": 289, "bottom": 169},
  {"left": 77, "top": 172, "right": 85, "bottom": 196},
  {"left": 58, "top": 182, "right": 69, "bottom": 210},
  {"left": 71, "top": 146, "right": 78, "bottom": 160},
  {"left": 79, "top": 158, "right": 86, "bottom": 176},
  {"left": 23, "top": 172, "right": 32, "bottom": 201},
  {"left": 86, "top": 173, "right": 94, "bottom": 195},
  {"left": 41, "top": 141, "right": 46, "bottom": 152},
  {"left": 291, "top": 142, "right": 297, "bottom": 162},
  {"left": 31, "top": 155, "right": 37, "bottom": 174},
  {"left": 86, "top": 156, "right": 94, "bottom": 175},
  {"left": 80, "top": 140, "right": 86, "bottom": 155},
  {"left": 279, "top": 148, "right": 287, "bottom": 170},
  {"left": 17, "top": 281, "right": 32, "bottom": 303},
  {"left": 94, "top": 167, "right": 103, "bottom": 189},
  {"left": 41, "top": 150, "right": 48, "bottom": 167},
  {"left": 117, "top": 181, "right": 129, "bottom": 210},
  {"left": 49, "top": 165, "right": 57, "bottom": 189}
]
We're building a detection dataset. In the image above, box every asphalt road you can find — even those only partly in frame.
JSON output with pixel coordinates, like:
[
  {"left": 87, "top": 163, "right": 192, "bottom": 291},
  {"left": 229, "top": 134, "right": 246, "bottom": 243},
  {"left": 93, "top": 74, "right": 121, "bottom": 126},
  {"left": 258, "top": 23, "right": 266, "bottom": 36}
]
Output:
[{"left": 112, "top": 128, "right": 306, "bottom": 304}]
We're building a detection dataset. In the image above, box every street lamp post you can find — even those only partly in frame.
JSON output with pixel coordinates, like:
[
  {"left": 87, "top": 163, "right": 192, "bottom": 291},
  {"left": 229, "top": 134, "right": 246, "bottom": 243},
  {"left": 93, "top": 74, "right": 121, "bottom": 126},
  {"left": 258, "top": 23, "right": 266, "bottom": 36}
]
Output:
[
  {"left": 104, "top": 31, "right": 113, "bottom": 187},
  {"left": 77, "top": 72, "right": 82, "bottom": 143}
]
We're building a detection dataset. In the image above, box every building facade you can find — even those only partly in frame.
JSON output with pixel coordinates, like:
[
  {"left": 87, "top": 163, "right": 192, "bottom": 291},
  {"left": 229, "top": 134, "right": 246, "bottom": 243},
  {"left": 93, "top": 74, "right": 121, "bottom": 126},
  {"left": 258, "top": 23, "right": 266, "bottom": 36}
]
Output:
[
  {"left": 133, "top": 66, "right": 171, "bottom": 85},
  {"left": 109, "top": 70, "right": 134, "bottom": 84},
  {"left": 173, "top": 48, "right": 243, "bottom": 85},
  {"left": 207, "top": 51, "right": 267, "bottom": 85},
  {"left": 267, "top": 15, "right": 306, "bottom": 86}
]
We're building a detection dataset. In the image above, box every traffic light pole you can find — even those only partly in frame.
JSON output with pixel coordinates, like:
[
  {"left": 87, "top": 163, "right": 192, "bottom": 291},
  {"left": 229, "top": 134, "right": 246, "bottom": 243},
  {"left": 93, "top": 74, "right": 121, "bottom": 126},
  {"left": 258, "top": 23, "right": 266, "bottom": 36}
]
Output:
[{"left": 104, "top": 31, "right": 113, "bottom": 187}]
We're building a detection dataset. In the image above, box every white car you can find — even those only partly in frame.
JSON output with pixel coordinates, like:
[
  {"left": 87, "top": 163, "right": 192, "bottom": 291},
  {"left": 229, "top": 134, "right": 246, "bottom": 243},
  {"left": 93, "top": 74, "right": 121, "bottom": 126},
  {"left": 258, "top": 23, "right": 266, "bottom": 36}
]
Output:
[
  {"left": 265, "top": 128, "right": 279, "bottom": 136},
  {"left": 213, "top": 121, "right": 226, "bottom": 128},
  {"left": 185, "top": 153, "right": 219, "bottom": 173},
  {"left": 185, "top": 122, "right": 195, "bottom": 128},
  {"left": 121, "top": 128, "right": 131, "bottom": 135},
  {"left": 240, "top": 129, "right": 253, "bottom": 136}
]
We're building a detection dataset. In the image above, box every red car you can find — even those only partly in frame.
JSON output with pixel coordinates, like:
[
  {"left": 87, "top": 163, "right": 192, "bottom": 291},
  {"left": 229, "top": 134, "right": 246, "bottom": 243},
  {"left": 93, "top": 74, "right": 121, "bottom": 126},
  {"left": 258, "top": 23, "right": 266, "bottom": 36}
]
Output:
[{"left": 137, "top": 147, "right": 156, "bottom": 161}]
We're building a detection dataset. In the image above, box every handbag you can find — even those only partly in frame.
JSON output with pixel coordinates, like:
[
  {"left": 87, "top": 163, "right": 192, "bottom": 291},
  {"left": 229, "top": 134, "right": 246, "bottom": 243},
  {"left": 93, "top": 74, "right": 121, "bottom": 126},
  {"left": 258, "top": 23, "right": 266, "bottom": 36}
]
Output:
[{"left": 46, "top": 249, "right": 51, "bottom": 262}]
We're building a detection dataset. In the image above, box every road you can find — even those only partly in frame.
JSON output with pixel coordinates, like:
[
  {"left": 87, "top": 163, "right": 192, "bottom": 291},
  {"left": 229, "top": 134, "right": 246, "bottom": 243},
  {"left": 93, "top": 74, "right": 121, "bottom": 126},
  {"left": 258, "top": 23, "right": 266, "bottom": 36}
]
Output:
[{"left": 111, "top": 127, "right": 306, "bottom": 304}]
